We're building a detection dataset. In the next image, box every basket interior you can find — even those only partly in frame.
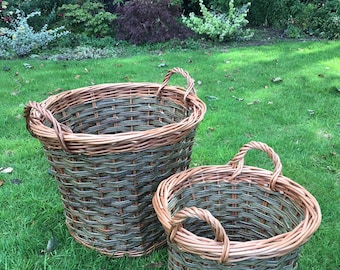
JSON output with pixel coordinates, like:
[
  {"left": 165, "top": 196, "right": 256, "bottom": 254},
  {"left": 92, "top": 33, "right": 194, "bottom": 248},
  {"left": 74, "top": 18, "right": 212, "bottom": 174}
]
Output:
[
  {"left": 168, "top": 180, "right": 305, "bottom": 242},
  {"left": 47, "top": 96, "right": 188, "bottom": 134}
]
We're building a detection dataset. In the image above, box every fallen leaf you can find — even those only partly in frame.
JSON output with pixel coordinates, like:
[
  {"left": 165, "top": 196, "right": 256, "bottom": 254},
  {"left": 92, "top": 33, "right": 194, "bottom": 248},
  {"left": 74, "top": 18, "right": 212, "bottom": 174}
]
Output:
[
  {"left": 197, "top": 80, "right": 202, "bottom": 85},
  {"left": 0, "top": 167, "right": 13, "bottom": 173},
  {"left": 327, "top": 166, "right": 335, "bottom": 172},
  {"left": 205, "top": 95, "right": 219, "bottom": 101},
  {"left": 247, "top": 100, "right": 260, "bottom": 105},
  {"left": 271, "top": 77, "right": 283, "bottom": 83},
  {"left": 232, "top": 95, "right": 244, "bottom": 101},
  {"left": 84, "top": 68, "right": 89, "bottom": 73},
  {"left": 23, "top": 63, "right": 33, "bottom": 69},
  {"left": 11, "top": 179, "right": 22, "bottom": 185},
  {"left": 74, "top": 75, "right": 80, "bottom": 79},
  {"left": 5, "top": 150, "right": 13, "bottom": 156},
  {"left": 307, "top": 109, "right": 315, "bottom": 115},
  {"left": 45, "top": 234, "right": 58, "bottom": 253},
  {"left": 158, "top": 63, "right": 167, "bottom": 68},
  {"left": 245, "top": 132, "right": 254, "bottom": 138},
  {"left": 49, "top": 88, "right": 64, "bottom": 95},
  {"left": 145, "top": 262, "right": 163, "bottom": 268},
  {"left": 229, "top": 86, "right": 234, "bottom": 91},
  {"left": 0, "top": 180, "right": 4, "bottom": 186}
]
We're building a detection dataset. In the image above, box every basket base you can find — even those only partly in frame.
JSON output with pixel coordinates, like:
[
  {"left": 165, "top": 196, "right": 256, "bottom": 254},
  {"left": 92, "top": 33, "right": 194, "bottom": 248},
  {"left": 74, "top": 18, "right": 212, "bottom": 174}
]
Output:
[
  {"left": 67, "top": 222, "right": 167, "bottom": 257},
  {"left": 167, "top": 243, "right": 300, "bottom": 270}
]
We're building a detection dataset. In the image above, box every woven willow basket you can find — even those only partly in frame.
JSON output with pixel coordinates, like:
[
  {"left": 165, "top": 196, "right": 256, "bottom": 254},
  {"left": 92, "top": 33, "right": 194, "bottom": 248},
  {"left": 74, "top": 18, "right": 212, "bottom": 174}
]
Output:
[
  {"left": 24, "top": 68, "right": 206, "bottom": 257},
  {"left": 153, "top": 141, "right": 321, "bottom": 269}
]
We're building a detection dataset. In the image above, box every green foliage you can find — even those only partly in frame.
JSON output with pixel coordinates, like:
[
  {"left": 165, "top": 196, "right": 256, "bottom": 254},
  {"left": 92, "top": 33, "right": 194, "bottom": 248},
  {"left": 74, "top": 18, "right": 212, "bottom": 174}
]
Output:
[
  {"left": 308, "top": 1, "right": 340, "bottom": 39},
  {"left": 57, "top": 1, "right": 117, "bottom": 38},
  {"left": 182, "top": 0, "right": 253, "bottom": 42},
  {"left": 284, "top": 22, "right": 303, "bottom": 38},
  {"left": 0, "top": 10, "right": 69, "bottom": 58},
  {"left": 0, "top": 0, "right": 76, "bottom": 28},
  {"left": 235, "top": 0, "right": 340, "bottom": 40},
  {"left": 0, "top": 41, "right": 339, "bottom": 269}
]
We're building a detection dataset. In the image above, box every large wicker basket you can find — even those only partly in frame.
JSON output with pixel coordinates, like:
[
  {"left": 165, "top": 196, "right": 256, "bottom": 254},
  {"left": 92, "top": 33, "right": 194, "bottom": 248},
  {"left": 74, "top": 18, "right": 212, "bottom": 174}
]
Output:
[
  {"left": 153, "top": 141, "right": 321, "bottom": 269},
  {"left": 24, "top": 68, "right": 206, "bottom": 257}
]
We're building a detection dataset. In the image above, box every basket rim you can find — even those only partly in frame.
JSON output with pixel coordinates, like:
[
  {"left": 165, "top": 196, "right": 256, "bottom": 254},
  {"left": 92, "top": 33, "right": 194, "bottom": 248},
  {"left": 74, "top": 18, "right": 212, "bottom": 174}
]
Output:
[
  {"left": 25, "top": 81, "right": 206, "bottom": 154},
  {"left": 152, "top": 141, "right": 322, "bottom": 263}
]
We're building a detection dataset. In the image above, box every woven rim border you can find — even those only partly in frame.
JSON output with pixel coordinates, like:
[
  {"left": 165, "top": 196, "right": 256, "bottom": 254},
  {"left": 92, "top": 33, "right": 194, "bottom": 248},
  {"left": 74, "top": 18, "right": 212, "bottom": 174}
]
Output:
[
  {"left": 152, "top": 141, "right": 322, "bottom": 263},
  {"left": 24, "top": 68, "right": 206, "bottom": 155}
]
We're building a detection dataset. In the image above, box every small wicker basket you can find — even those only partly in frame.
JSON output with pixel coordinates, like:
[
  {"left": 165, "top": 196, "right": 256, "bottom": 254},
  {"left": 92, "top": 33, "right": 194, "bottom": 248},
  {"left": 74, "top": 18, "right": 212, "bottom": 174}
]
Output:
[
  {"left": 24, "top": 68, "right": 206, "bottom": 257},
  {"left": 153, "top": 141, "right": 321, "bottom": 269}
]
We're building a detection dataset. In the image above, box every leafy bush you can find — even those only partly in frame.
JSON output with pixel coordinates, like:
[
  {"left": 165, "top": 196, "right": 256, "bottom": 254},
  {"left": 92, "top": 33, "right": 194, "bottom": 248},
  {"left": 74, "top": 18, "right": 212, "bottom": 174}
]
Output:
[
  {"left": 115, "top": 0, "right": 193, "bottom": 44},
  {"left": 235, "top": 0, "right": 340, "bottom": 39},
  {"left": 182, "top": 0, "right": 253, "bottom": 42},
  {"left": 57, "top": 1, "right": 117, "bottom": 38},
  {"left": 307, "top": 1, "right": 340, "bottom": 39},
  {"left": 0, "top": 0, "right": 77, "bottom": 28},
  {"left": 0, "top": 10, "right": 69, "bottom": 58}
]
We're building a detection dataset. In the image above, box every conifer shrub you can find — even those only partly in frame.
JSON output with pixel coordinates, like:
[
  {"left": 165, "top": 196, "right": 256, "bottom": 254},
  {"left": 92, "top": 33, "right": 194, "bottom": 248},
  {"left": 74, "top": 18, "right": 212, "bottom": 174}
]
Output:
[{"left": 0, "top": 10, "right": 69, "bottom": 58}]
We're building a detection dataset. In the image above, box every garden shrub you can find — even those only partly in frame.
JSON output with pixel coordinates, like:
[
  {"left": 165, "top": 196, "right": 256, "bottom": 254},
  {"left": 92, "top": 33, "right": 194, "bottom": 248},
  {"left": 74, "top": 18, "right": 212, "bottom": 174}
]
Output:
[
  {"left": 0, "top": 0, "right": 77, "bottom": 28},
  {"left": 57, "top": 1, "right": 117, "bottom": 38},
  {"left": 115, "top": 0, "right": 193, "bottom": 45},
  {"left": 308, "top": 0, "right": 340, "bottom": 39},
  {"left": 182, "top": 0, "right": 253, "bottom": 42},
  {"left": 0, "top": 10, "right": 69, "bottom": 57},
  {"left": 234, "top": 0, "right": 340, "bottom": 39}
]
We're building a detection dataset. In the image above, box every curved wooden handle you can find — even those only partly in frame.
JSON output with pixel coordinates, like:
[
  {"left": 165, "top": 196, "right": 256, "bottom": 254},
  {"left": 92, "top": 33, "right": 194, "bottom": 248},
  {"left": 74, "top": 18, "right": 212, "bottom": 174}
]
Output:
[
  {"left": 227, "top": 141, "right": 282, "bottom": 191},
  {"left": 169, "top": 207, "right": 230, "bottom": 263},
  {"left": 24, "top": 101, "right": 73, "bottom": 152},
  {"left": 156, "top": 67, "right": 196, "bottom": 107}
]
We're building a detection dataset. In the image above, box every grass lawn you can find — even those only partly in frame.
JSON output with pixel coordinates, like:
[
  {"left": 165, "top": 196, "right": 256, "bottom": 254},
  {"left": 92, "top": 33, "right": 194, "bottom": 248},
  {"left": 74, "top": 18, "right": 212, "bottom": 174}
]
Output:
[{"left": 0, "top": 39, "right": 339, "bottom": 269}]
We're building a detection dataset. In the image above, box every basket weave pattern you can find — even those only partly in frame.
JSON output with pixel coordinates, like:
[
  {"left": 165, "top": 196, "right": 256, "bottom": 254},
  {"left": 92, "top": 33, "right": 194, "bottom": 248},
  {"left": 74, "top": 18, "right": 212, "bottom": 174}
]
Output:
[
  {"left": 25, "top": 68, "right": 206, "bottom": 257},
  {"left": 153, "top": 141, "right": 321, "bottom": 269}
]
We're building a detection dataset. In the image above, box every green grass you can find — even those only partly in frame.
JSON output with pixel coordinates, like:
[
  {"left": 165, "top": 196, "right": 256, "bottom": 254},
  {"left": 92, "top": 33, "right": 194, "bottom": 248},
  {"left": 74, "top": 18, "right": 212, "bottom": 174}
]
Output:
[{"left": 1, "top": 40, "right": 339, "bottom": 269}]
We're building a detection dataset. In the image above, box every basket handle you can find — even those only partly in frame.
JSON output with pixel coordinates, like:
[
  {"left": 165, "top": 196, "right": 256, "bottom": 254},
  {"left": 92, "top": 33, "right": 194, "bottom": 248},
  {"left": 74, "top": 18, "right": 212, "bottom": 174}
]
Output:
[
  {"left": 169, "top": 207, "right": 230, "bottom": 263},
  {"left": 24, "top": 101, "right": 73, "bottom": 152},
  {"left": 227, "top": 141, "right": 282, "bottom": 191},
  {"left": 156, "top": 67, "right": 196, "bottom": 107}
]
